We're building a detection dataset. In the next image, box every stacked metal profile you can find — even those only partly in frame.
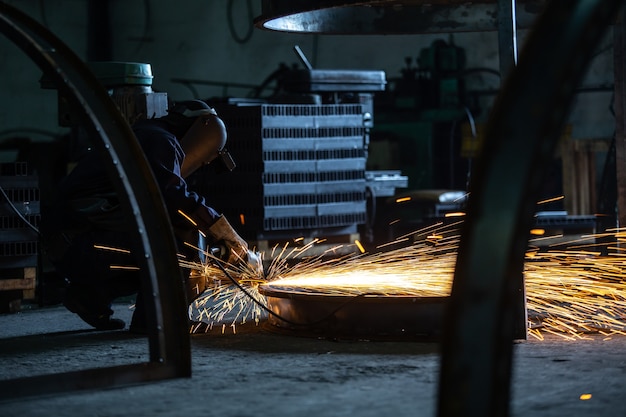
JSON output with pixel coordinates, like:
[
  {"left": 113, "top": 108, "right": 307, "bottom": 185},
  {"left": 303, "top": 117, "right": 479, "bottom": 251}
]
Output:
[
  {"left": 0, "top": 162, "right": 40, "bottom": 269},
  {"left": 0, "top": 161, "right": 39, "bottom": 310},
  {"left": 200, "top": 102, "right": 368, "bottom": 240}
]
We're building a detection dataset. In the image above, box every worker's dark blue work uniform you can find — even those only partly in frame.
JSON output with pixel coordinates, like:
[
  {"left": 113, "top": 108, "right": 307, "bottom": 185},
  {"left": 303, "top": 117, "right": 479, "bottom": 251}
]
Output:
[{"left": 43, "top": 119, "right": 220, "bottom": 329}]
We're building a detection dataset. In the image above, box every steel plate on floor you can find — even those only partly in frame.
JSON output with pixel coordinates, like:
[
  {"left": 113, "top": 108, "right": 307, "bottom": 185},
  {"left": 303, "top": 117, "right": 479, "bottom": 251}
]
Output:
[{"left": 259, "top": 285, "right": 447, "bottom": 341}]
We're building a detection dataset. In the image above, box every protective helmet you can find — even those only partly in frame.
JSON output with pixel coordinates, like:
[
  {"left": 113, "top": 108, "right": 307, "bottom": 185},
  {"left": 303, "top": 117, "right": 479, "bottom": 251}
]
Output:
[{"left": 168, "top": 100, "right": 234, "bottom": 178}]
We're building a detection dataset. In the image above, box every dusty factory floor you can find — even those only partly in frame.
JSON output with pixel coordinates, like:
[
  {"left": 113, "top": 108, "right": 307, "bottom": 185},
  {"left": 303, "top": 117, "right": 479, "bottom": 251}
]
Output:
[{"left": 0, "top": 301, "right": 625, "bottom": 417}]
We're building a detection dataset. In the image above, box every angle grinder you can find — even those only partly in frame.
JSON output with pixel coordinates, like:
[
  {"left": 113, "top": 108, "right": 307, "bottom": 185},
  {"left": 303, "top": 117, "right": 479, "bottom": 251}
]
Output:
[{"left": 209, "top": 244, "right": 265, "bottom": 280}]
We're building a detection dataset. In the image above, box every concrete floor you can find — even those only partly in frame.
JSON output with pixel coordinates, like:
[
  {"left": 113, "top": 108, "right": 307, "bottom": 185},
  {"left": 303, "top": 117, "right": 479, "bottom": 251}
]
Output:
[{"left": 0, "top": 301, "right": 625, "bottom": 417}]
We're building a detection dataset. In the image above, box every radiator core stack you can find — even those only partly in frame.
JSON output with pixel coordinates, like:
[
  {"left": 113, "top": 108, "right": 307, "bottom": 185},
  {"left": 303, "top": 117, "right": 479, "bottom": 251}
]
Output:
[
  {"left": 198, "top": 102, "right": 369, "bottom": 241},
  {"left": 194, "top": 68, "right": 387, "bottom": 243}
]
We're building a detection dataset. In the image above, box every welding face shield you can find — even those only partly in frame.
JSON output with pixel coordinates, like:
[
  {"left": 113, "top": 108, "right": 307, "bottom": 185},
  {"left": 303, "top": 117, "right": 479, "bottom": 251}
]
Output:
[
  {"left": 179, "top": 112, "right": 235, "bottom": 178},
  {"left": 208, "top": 148, "right": 236, "bottom": 175}
]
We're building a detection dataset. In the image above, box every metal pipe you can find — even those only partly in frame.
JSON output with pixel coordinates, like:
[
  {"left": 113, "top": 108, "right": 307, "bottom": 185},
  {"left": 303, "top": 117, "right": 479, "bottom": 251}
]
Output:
[
  {"left": 497, "top": 0, "right": 517, "bottom": 80},
  {"left": 0, "top": 1, "right": 191, "bottom": 399}
]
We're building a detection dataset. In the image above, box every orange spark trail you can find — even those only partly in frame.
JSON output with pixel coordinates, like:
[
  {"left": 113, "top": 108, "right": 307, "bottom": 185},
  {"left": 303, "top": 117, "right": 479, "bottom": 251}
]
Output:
[{"left": 190, "top": 224, "right": 626, "bottom": 339}]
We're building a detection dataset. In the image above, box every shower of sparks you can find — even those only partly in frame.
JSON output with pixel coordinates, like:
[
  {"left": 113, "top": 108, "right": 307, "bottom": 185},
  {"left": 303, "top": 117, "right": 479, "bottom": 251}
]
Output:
[
  {"left": 109, "top": 265, "right": 140, "bottom": 271},
  {"left": 177, "top": 209, "right": 198, "bottom": 226},
  {"left": 94, "top": 244, "right": 131, "bottom": 254},
  {"left": 186, "top": 241, "right": 269, "bottom": 333},
  {"left": 536, "top": 195, "right": 565, "bottom": 205},
  {"left": 189, "top": 222, "right": 461, "bottom": 333},
  {"left": 92, "top": 219, "right": 626, "bottom": 339},
  {"left": 189, "top": 278, "right": 266, "bottom": 334},
  {"left": 189, "top": 222, "right": 626, "bottom": 340},
  {"left": 260, "top": 221, "right": 462, "bottom": 298}
]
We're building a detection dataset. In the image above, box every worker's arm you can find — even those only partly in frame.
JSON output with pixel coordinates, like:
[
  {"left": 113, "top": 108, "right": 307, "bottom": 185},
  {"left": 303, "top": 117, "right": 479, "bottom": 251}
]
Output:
[
  {"left": 136, "top": 123, "right": 220, "bottom": 231},
  {"left": 136, "top": 124, "right": 261, "bottom": 272}
]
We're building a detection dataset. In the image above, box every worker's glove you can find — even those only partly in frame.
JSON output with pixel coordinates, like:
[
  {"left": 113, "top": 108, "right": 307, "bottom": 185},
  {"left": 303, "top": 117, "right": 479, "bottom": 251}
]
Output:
[{"left": 207, "top": 215, "right": 249, "bottom": 265}]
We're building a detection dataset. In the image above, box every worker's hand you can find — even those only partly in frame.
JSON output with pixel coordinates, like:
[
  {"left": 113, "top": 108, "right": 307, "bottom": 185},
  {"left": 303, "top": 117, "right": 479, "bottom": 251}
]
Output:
[{"left": 207, "top": 215, "right": 249, "bottom": 265}]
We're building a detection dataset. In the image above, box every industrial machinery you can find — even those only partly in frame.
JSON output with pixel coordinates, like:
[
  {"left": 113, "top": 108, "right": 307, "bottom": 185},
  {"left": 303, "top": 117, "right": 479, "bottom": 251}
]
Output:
[
  {"left": 370, "top": 38, "right": 475, "bottom": 191},
  {"left": 205, "top": 100, "right": 369, "bottom": 241},
  {"left": 193, "top": 62, "right": 408, "bottom": 246},
  {"left": 41, "top": 61, "right": 168, "bottom": 149},
  {"left": 87, "top": 61, "right": 168, "bottom": 124},
  {"left": 254, "top": 2, "right": 621, "bottom": 417}
]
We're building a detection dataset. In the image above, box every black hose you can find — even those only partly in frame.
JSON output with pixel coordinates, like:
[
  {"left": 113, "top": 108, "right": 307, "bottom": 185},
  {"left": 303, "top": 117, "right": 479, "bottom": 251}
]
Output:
[
  {"left": 0, "top": 184, "right": 39, "bottom": 234},
  {"left": 227, "top": 0, "right": 254, "bottom": 44},
  {"left": 209, "top": 256, "right": 370, "bottom": 328}
]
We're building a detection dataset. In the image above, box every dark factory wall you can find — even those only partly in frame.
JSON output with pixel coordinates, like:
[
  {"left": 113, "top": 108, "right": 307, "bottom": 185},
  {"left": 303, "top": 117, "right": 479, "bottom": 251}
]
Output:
[{"left": 0, "top": 0, "right": 616, "bottom": 216}]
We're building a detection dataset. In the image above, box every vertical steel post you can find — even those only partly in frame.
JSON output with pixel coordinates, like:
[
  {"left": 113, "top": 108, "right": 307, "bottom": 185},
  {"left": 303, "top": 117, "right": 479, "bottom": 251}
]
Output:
[
  {"left": 497, "top": 0, "right": 518, "bottom": 78},
  {"left": 497, "top": 0, "right": 527, "bottom": 341},
  {"left": 614, "top": 10, "right": 626, "bottom": 229}
]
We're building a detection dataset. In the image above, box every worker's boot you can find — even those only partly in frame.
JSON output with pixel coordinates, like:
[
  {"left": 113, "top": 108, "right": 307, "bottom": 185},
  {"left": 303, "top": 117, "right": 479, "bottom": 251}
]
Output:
[{"left": 63, "top": 285, "right": 125, "bottom": 330}]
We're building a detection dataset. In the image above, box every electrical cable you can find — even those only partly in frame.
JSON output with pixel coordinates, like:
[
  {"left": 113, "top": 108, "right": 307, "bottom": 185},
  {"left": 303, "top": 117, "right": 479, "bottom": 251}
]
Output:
[
  {"left": 129, "top": 0, "right": 153, "bottom": 57},
  {"left": 445, "top": 106, "right": 477, "bottom": 191},
  {"left": 463, "top": 106, "right": 477, "bottom": 138},
  {"left": 227, "top": 0, "right": 254, "bottom": 44},
  {"left": 208, "top": 255, "right": 372, "bottom": 328},
  {"left": 38, "top": 0, "right": 49, "bottom": 29},
  {"left": 463, "top": 106, "right": 477, "bottom": 191},
  {"left": 448, "top": 119, "right": 457, "bottom": 190},
  {"left": 250, "top": 63, "right": 292, "bottom": 98},
  {"left": 0, "top": 184, "right": 40, "bottom": 234}
]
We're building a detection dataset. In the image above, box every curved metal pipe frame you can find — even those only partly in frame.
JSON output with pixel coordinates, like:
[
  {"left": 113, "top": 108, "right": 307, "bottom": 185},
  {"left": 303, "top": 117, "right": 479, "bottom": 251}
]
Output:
[
  {"left": 0, "top": 1, "right": 190, "bottom": 398},
  {"left": 438, "top": 1, "right": 622, "bottom": 416}
]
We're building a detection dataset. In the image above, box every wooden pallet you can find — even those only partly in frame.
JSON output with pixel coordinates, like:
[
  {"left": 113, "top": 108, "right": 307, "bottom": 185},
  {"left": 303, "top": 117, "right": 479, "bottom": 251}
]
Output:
[{"left": 0, "top": 267, "right": 36, "bottom": 313}]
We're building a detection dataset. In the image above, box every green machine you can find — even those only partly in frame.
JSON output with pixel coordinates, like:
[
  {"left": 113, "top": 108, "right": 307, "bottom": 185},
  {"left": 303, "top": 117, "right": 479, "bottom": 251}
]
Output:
[{"left": 370, "top": 39, "right": 476, "bottom": 192}]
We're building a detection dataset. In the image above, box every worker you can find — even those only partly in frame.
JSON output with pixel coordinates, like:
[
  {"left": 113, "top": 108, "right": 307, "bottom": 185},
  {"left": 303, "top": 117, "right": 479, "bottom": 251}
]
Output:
[{"left": 42, "top": 99, "right": 259, "bottom": 332}]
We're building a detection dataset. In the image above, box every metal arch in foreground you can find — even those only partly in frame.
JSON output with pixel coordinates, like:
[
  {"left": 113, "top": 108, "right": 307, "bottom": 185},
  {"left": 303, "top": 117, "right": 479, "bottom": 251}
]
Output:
[
  {"left": 0, "top": 1, "right": 190, "bottom": 398},
  {"left": 438, "top": 1, "right": 623, "bottom": 416}
]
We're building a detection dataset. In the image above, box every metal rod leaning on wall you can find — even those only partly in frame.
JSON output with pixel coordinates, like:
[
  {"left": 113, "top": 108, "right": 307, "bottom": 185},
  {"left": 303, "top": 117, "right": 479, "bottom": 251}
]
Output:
[
  {"left": 0, "top": 1, "right": 191, "bottom": 399},
  {"left": 437, "top": 1, "right": 623, "bottom": 416}
]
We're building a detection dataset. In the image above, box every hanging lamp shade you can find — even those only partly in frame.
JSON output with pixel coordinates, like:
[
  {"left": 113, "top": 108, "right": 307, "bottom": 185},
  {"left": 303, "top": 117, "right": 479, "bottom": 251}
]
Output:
[{"left": 254, "top": 0, "right": 545, "bottom": 34}]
